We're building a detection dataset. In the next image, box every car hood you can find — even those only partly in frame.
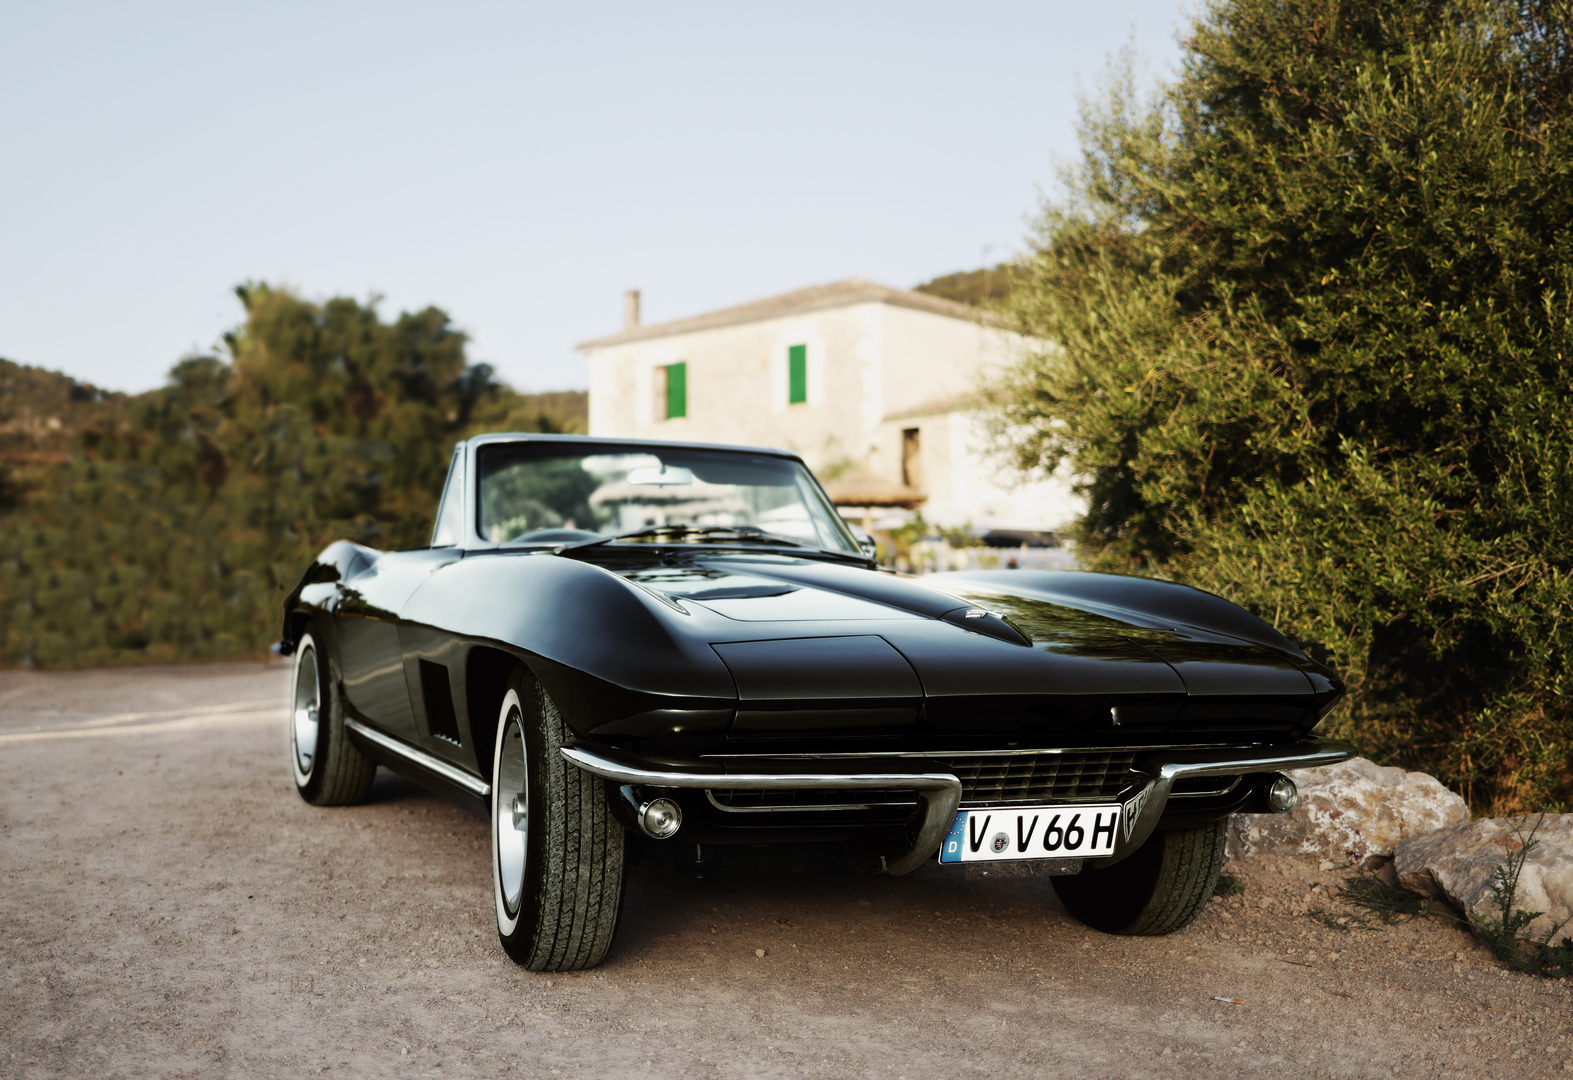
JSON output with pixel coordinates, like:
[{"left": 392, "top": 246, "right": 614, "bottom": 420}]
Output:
[{"left": 614, "top": 554, "right": 1333, "bottom": 733}]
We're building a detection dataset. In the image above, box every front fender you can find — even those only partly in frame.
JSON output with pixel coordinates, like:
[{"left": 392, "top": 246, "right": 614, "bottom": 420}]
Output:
[
  {"left": 930, "top": 570, "right": 1308, "bottom": 658},
  {"left": 401, "top": 553, "right": 737, "bottom": 735}
]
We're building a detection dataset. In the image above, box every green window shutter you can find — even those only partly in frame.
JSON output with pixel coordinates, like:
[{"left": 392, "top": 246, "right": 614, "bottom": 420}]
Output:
[
  {"left": 666, "top": 361, "right": 687, "bottom": 418},
  {"left": 788, "top": 344, "right": 807, "bottom": 404}
]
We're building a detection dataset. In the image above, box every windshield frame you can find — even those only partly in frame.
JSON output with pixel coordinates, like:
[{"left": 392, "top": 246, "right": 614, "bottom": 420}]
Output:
[{"left": 455, "top": 433, "right": 862, "bottom": 557}]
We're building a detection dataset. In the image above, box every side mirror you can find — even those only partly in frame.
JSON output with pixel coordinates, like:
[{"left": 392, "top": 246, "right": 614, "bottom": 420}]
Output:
[{"left": 850, "top": 527, "right": 878, "bottom": 560}]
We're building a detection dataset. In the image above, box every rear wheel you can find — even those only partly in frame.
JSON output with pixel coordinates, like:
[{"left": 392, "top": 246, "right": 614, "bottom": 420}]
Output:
[
  {"left": 1051, "top": 819, "right": 1228, "bottom": 935},
  {"left": 491, "top": 669, "right": 625, "bottom": 970},
  {"left": 289, "top": 628, "right": 376, "bottom": 806}
]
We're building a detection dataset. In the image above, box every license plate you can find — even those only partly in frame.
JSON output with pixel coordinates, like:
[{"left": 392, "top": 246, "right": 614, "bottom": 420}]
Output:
[{"left": 937, "top": 804, "right": 1120, "bottom": 864}]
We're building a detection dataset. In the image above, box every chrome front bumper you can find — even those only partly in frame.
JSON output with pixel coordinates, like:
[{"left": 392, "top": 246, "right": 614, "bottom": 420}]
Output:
[{"left": 561, "top": 738, "right": 1356, "bottom": 876}]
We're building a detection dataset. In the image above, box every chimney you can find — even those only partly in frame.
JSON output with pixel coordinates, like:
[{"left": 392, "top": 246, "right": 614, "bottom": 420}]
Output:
[{"left": 624, "top": 289, "right": 641, "bottom": 330}]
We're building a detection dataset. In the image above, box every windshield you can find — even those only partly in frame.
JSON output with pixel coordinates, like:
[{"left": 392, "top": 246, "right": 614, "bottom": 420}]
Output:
[{"left": 475, "top": 442, "right": 861, "bottom": 555}]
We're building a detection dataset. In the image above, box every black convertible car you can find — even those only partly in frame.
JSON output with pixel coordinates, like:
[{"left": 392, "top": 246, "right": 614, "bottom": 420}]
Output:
[{"left": 280, "top": 433, "right": 1352, "bottom": 970}]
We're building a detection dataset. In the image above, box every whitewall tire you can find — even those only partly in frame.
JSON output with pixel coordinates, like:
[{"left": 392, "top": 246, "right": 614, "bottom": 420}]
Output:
[{"left": 490, "top": 668, "right": 625, "bottom": 970}]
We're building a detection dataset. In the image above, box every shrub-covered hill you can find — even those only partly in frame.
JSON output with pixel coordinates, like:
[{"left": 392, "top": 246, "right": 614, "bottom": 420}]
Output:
[
  {"left": 913, "top": 264, "right": 1017, "bottom": 309},
  {"left": 0, "top": 361, "right": 126, "bottom": 504},
  {"left": 0, "top": 285, "right": 585, "bottom": 669}
]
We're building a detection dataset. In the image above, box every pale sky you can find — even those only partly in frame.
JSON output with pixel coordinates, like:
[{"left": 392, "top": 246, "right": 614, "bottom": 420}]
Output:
[{"left": 0, "top": 2, "right": 1191, "bottom": 394}]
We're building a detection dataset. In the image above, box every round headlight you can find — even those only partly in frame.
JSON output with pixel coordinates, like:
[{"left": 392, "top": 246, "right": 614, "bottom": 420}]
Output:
[
  {"left": 1266, "top": 775, "right": 1299, "bottom": 814},
  {"left": 640, "top": 797, "right": 683, "bottom": 839}
]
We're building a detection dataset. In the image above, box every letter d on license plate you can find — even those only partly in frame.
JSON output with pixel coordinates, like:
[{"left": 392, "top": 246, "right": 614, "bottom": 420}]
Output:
[{"left": 937, "top": 804, "right": 1120, "bottom": 864}]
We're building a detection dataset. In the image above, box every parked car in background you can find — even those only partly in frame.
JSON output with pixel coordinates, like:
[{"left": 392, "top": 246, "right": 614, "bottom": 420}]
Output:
[{"left": 281, "top": 434, "right": 1352, "bottom": 970}]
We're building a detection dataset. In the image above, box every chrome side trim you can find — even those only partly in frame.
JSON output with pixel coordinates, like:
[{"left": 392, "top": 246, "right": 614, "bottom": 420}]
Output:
[
  {"left": 345, "top": 718, "right": 491, "bottom": 798},
  {"left": 559, "top": 746, "right": 961, "bottom": 876}
]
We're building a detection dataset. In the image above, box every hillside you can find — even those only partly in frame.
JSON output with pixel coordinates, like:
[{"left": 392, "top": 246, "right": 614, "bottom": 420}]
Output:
[
  {"left": 0, "top": 359, "right": 124, "bottom": 454},
  {"left": 912, "top": 264, "right": 1017, "bottom": 308},
  {"left": 0, "top": 360, "right": 130, "bottom": 510}
]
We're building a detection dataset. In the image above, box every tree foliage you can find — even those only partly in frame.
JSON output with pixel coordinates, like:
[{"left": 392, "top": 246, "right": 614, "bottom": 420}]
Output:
[
  {"left": 0, "top": 286, "right": 586, "bottom": 669},
  {"left": 997, "top": 0, "right": 1573, "bottom": 813}
]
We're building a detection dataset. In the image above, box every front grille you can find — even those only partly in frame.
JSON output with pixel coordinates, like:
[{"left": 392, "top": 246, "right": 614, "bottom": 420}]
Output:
[
  {"left": 706, "top": 751, "right": 1139, "bottom": 813},
  {"left": 942, "top": 751, "right": 1136, "bottom": 804},
  {"left": 707, "top": 789, "right": 916, "bottom": 812}
]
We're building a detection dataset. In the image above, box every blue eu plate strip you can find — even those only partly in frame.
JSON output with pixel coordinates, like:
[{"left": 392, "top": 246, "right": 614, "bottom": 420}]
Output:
[{"left": 938, "top": 811, "right": 968, "bottom": 864}]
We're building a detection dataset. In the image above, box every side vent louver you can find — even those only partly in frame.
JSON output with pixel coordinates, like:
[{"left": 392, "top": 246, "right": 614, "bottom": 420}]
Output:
[{"left": 419, "top": 659, "right": 462, "bottom": 744}]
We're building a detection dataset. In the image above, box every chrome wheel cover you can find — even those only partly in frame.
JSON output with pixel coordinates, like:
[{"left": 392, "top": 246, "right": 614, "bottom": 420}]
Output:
[
  {"left": 494, "top": 698, "right": 529, "bottom": 918},
  {"left": 291, "top": 640, "right": 320, "bottom": 783}
]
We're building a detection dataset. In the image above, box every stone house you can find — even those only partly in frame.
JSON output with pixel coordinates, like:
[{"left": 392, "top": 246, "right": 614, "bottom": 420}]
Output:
[{"left": 577, "top": 278, "right": 1080, "bottom": 535}]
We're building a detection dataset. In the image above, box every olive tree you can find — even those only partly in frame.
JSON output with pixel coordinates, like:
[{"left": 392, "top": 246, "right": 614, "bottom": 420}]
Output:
[{"left": 998, "top": 0, "right": 1573, "bottom": 812}]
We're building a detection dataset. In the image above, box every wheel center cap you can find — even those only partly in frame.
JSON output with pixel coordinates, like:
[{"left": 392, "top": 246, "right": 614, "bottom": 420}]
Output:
[{"left": 511, "top": 794, "right": 527, "bottom": 831}]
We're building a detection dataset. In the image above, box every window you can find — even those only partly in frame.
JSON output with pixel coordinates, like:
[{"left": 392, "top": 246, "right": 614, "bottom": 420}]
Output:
[
  {"left": 430, "top": 448, "right": 465, "bottom": 546},
  {"left": 657, "top": 361, "right": 687, "bottom": 419},
  {"left": 902, "top": 427, "right": 923, "bottom": 489},
  {"left": 788, "top": 344, "right": 807, "bottom": 405},
  {"left": 475, "top": 441, "right": 861, "bottom": 554}
]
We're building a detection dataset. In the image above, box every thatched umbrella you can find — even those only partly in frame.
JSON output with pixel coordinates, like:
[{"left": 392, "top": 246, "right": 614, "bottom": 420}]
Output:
[{"left": 823, "top": 463, "right": 925, "bottom": 530}]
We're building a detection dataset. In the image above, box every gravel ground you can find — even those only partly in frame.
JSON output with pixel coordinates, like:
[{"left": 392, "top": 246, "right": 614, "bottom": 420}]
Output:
[{"left": 2, "top": 662, "right": 1570, "bottom": 1079}]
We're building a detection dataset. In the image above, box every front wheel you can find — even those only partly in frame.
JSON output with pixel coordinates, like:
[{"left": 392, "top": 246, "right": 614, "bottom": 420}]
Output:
[
  {"left": 491, "top": 669, "right": 625, "bottom": 971},
  {"left": 1051, "top": 819, "right": 1228, "bottom": 935}
]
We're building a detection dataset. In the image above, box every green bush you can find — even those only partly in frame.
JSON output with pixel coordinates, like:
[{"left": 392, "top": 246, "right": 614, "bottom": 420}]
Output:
[{"left": 996, "top": 0, "right": 1573, "bottom": 813}]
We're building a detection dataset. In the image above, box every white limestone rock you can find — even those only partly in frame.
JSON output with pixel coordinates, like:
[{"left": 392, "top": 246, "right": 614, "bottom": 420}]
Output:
[
  {"left": 1226, "top": 756, "right": 1469, "bottom": 864},
  {"left": 1395, "top": 814, "right": 1573, "bottom": 940}
]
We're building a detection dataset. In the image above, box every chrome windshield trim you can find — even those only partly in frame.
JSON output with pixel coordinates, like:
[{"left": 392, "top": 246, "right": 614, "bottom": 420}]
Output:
[
  {"left": 560, "top": 746, "right": 961, "bottom": 876},
  {"left": 345, "top": 718, "right": 490, "bottom": 798}
]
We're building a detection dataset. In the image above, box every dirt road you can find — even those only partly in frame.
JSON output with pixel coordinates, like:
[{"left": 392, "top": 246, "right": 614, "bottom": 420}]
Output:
[{"left": 2, "top": 663, "right": 1569, "bottom": 1079}]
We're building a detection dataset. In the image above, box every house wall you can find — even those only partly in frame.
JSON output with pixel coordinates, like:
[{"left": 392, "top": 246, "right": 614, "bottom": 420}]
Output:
[
  {"left": 586, "top": 301, "right": 883, "bottom": 474},
  {"left": 583, "top": 298, "right": 1082, "bottom": 531},
  {"left": 878, "top": 304, "right": 1014, "bottom": 418}
]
